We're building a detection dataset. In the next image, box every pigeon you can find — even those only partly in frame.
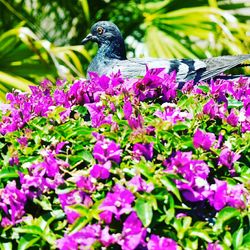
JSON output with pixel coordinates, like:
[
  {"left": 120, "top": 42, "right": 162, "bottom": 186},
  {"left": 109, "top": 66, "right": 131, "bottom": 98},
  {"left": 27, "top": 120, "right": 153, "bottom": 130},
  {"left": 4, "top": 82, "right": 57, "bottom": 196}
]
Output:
[{"left": 81, "top": 21, "right": 250, "bottom": 83}]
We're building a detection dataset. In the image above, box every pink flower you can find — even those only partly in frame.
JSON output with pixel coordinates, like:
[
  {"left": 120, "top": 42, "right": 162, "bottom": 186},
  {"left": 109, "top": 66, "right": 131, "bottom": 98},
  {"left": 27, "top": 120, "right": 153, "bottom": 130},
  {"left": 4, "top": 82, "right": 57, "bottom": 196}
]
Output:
[
  {"left": 193, "top": 129, "right": 216, "bottom": 150},
  {"left": 148, "top": 234, "right": 178, "bottom": 250}
]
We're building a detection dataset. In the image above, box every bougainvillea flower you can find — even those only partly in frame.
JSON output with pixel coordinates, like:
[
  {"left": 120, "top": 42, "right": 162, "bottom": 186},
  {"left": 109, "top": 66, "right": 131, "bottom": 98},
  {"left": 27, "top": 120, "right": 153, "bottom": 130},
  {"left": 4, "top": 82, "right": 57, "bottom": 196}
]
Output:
[
  {"left": 227, "top": 109, "right": 239, "bottom": 127},
  {"left": 203, "top": 99, "right": 221, "bottom": 119},
  {"left": 85, "top": 102, "right": 113, "bottom": 128},
  {"left": 0, "top": 181, "right": 27, "bottom": 227},
  {"left": 90, "top": 161, "right": 111, "bottom": 179},
  {"left": 154, "top": 104, "right": 192, "bottom": 124},
  {"left": 132, "top": 142, "right": 154, "bottom": 161},
  {"left": 93, "top": 137, "right": 122, "bottom": 164},
  {"left": 58, "top": 189, "right": 93, "bottom": 223},
  {"left": 207, "top": 241, "right": 223, "bottom": 250},
  {"left": 219, "top": 148, "right": 240, "bottom": 170},
  {"left": 99, "top": 184, "right": 135, "bottom": 222},
  {"left": 193, "top": 129, "right": 216, "bottom": 150},
  {"left": 17, "top": 136, "right": 28, "bottom": 147},
  {"left": 178, "top": 177, "right": 211, "bottom": 202},
  {"left": 57, "top": 224, "right": 103, "bottom": 249},
  {"left": 147, "top": 234, "right": 178, "bottom": 250},
  {"left": 118, "top": 212, "right": 146, "bottom": 250},
  {"left": 209, "top": 179, "right": 246, "bottom": 210},
  {"left": 128, "top": 175, "right": 154, "bottom": 193}
]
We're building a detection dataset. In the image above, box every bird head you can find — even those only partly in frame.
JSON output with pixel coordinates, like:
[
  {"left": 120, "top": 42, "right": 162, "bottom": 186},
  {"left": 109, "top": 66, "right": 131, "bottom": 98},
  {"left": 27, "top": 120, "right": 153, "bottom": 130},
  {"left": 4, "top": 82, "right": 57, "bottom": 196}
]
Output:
[
  {"left": 81, "top": 21, "right": 126, "bottom": 60},
  {"left": 81, "top": 21, "right": 123, "bottom": 46}
]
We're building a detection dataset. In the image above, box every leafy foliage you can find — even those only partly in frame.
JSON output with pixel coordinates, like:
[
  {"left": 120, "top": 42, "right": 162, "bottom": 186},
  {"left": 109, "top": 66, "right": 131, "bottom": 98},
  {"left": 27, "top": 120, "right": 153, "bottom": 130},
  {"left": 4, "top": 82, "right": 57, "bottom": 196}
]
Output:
[{"left": 0, "top": 69, "right": 249, "bottom": 249}]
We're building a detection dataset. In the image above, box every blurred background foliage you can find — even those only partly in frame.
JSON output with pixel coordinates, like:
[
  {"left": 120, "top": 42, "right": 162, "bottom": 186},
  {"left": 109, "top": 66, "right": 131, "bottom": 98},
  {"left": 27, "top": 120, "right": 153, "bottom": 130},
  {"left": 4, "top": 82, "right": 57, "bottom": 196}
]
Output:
[{"left": 0, "top": 0, "right": 249, "bottom": 101}]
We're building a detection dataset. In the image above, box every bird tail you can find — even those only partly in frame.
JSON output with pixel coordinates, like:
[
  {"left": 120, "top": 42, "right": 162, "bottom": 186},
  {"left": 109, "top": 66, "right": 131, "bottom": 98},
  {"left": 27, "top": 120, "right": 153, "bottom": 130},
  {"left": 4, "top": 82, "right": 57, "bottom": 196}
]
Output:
[{"left": 200, "top": 54, "right": 250, "bottom": 81}]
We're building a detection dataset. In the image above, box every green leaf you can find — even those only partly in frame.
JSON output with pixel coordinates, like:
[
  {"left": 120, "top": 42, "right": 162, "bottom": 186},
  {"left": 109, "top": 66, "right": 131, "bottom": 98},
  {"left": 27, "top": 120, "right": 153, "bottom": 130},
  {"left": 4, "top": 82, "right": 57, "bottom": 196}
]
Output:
[
  {"left": 173, "top": 123, "right": 188, "bottom": 132},
  {"left": 227, "top": 98, "right": 243, "bottom": 109},
  {"left": 33, "top": 196, "right": 52, "bottom": 211},
  {"left": 213, "top": 207, "right": 240, "bottom": 232},
  {"left": 189, "top": 229, "right": 212, "bottom": 242},
  {"left": 233, "top": 228, "right": 244, "bottom": 249},
  {"left": 0, "top": 167, "right": 18, "bottom": 179},
  {"left": 197, "top": 85, "right": 210, "bottom": 93},
  {"left": 14, "top": 225, "right": 43, "bottom": 236},
  {"left": 160, "top": 175, "right": 182, "bottom": 201},
  {"left": 82, "top": 150, "right": 94, "bottom": 163},
  {"left": 18, "top": 235, "right": 40, "bottom": 250},
  {"left": 135, "top": 198, "right": 153, "bottom": 227}
]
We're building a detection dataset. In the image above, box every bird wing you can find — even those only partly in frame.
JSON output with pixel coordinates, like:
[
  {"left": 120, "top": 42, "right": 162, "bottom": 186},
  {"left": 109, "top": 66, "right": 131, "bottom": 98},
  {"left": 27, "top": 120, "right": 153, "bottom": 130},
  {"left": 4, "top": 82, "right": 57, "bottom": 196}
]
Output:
[
  {"left": 200, "top": 54, "right": 250, "bottom": 81},
  {"left": 98, "top": 55, "right": 250, "bottom": 82},
  {"left": 107, "top": 58, "right": 206, "bottom": 82}
]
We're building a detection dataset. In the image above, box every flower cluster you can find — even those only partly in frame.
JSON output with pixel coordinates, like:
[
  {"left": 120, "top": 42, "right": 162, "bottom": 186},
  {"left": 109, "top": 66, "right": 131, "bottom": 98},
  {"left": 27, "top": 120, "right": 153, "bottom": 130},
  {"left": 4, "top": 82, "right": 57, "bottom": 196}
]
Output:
[{"left": 0, "top": 69, "right": 249, "bottom": 250}]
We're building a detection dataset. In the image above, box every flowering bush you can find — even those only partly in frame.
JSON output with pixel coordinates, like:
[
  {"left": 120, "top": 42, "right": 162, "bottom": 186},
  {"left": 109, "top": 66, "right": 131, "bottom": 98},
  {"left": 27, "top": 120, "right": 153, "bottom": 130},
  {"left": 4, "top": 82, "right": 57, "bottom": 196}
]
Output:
[{"left": 0, "top": 69, "right": 250, "bottom": 250}]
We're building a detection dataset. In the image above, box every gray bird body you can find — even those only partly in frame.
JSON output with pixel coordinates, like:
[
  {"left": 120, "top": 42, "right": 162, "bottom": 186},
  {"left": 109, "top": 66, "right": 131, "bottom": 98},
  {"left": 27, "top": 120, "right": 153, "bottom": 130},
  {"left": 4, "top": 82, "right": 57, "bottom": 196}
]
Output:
[{"left": 82, "top": 21, "right": 250, "bottom": 82}]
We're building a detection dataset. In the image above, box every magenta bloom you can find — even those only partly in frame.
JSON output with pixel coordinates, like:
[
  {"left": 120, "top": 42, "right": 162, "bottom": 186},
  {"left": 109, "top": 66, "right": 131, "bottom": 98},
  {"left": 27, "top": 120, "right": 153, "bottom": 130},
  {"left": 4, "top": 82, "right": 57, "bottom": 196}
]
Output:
[
  {"left": 193, "top": 129, "right": 216, "bottom": 150},
  {"left": 93, "top": 137, "right": 122, "bottom": 164},
  {"left": 128, "top": 175, "right": 154, "bottom": 193},
  {"left": 207, "top": 241, "right": 223, "bottom": 250},
  {"left": 118, "top": 212, "right": 146, "bottom": 250},
  {"left": 123, "top": 98, "right": 144, "bottom": 129},
  {"left": 99, "top": 185, "right": 135, "bottom": 222},
  {"left": 57, "top": 224, "right": 115, "bottom": 249},
  {"left": 209, "top": 179, "right": 246, "bottom": 210},
  {"left": 154, "top": 104, "right": 192, "bottom": 124},
  {"left": 58, "top": 190, "right": 93, "bottom": 223},
  {"left": 227, "top": 109, "right": 239, "bottom": 127},
  {"left": 0, "top": 181, "right": 27, "bottom": 227},
  {"left": 219, "top": 148, "right": 240, "bottom": 171},
  {"left": 85, "top": 102, "right": 113, "bottom": 128},
  {"left": 147, "top": 234, "right": 178, "bottom": 250},
  {"left": 17, "top": 136, "right": 28, "bottom": 147},
  {"left": 90, "top": 161, "right": 111, "bottom": 179},
  {"left": 132, "top": 143, "right": 154, "bottom": 161},
  {"left": 165, "top": 151, "right": 211, "bottom": 202}
]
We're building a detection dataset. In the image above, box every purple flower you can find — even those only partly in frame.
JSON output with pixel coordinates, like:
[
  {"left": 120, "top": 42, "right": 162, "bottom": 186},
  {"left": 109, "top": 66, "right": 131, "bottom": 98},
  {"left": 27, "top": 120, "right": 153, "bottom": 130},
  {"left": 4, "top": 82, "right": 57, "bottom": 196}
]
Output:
[
  {"left": 75, "top": 176, "right": 96, "bottom": 192},
  {"left": 90, "top": 161, "right": 111, "bottom": 179},
  {"left": 207, "top": 241, "right": 223, "bottom": 250},
  {"left": 209, "top": 179, "right": 246, "bottom": 210},
  {"left": 57, "top": 224, "right": 115, "bottom": 249},
  {"left": 123, "top": 99, "right": 133, "bottom": 120},
  {"left": 22, "top": 151, "right": 68, "bottom": 195},
  {"left": 219, "top": 148, "right": 240, "bottom": 172},
  {"left": 93, "top": 137, "right": 122, "bottom": 164},
  {"left": 227, "top": 109, "right": 239, "bottom": 127},
  {"left": 132, "top": 68, "right": 162, "bottom": 101},
  {"left": 132, "top": 143, "right": 154, "bottom": 161},
  {"left": 58, "top": 190, "right": 93, "bottom": 223},
  {"left": 17, "top": 136, "right": 28, "bottom": 147},
  {"left": 9, "top": 156, "right": 19, "bottom": 166},
  {"left": 0, "top": 181, "right": 27, "bottom": 227},
  {"left": 85, "top": 102, "right": 113, "bottom": 128},
  {"left": 161, "top": 71, "right": 178, "bottom": 101},
  {"left": 203, "top": 99, "right": 226, "bottom": 119},
  {"left": 193, "top": 129, "right": 216, "bottom": 150},
  {"left": 123, "top": 98, "right": 144, "bottom": 129},
  {"left": 165, "top": 152, "right": 211, "bottom": 202},
  {"left": 99, "top": 185, "right": 135, "bottom": 222},
  {"left": 118, "top": 212, "right": 146, "bottom": 250},
  {"left": 128, "top": 175, "right": 154, "bottom": 193},
  {"left": 147, "top": 234, "right": 178, "bottom": 250},
  {"left": 68, "top": 80, "right": 90, "bottom": 105},
  {"left": 154, "top": 104, "right": 192, "bottom": 124},
  {"left": 177, "top": 177, "right": 211, "bottom": 202}
]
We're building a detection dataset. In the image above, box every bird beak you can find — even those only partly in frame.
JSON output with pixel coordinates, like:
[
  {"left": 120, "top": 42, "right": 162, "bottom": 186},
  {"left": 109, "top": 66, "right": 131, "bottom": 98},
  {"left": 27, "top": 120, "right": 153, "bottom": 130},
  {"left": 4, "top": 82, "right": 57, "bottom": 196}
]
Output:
[{"left": 81, "top": 33, "right": 94, "bottom": 45}]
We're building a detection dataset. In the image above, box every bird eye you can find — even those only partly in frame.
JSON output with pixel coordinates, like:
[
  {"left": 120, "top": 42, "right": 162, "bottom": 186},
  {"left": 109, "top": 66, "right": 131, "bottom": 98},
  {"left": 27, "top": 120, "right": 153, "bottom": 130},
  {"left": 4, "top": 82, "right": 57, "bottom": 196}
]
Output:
[{"left": 97, "top": 26, "right": 104, "bottom": 35}]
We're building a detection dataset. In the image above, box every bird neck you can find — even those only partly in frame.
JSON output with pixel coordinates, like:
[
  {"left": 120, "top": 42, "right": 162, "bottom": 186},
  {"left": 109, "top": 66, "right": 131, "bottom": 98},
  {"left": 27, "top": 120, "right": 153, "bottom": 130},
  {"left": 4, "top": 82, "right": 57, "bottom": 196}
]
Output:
[{"left": 98, "top": 38, "right": 126, "bottom": 60}]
